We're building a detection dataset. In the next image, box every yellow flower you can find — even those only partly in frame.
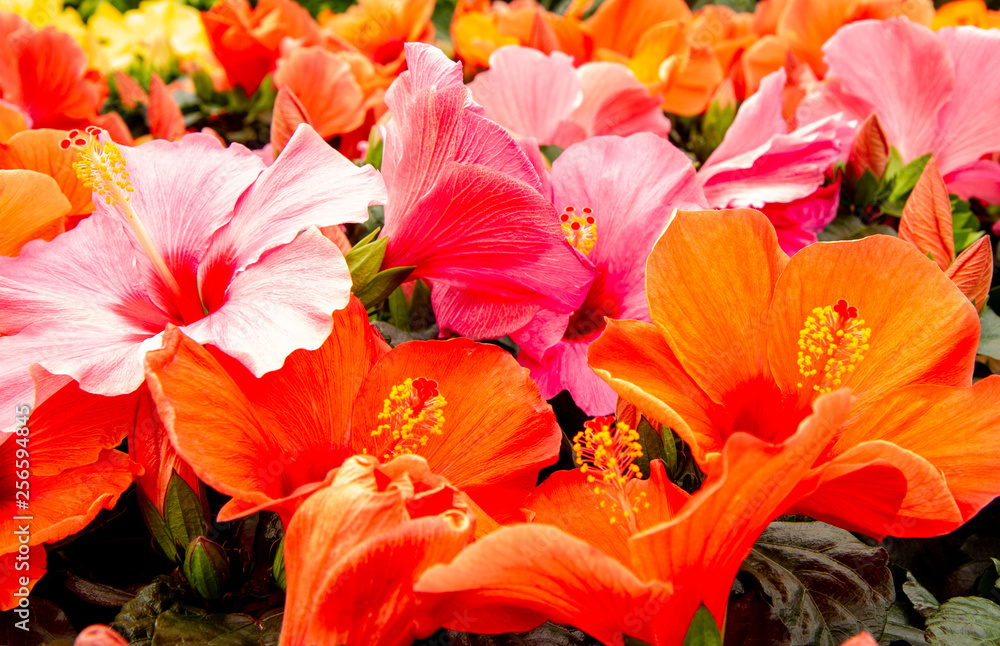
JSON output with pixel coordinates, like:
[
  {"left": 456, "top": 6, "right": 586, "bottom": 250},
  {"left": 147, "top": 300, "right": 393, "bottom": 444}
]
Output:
[{"left": 0, "top": 0, "right": 87, "bottom": 45}]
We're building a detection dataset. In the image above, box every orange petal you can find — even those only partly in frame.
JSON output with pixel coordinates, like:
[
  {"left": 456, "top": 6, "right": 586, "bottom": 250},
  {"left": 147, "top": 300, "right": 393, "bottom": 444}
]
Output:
[
  {"left": 776, "top": 0, "right": 855, "bottom": 76},
  {"left": 646, "top": 209, "right": 789, "bottom": 406},
  {"left": 847, "top": 113, "right": 890, "bottom": 183},
  {"left": 270, "top": 86, "right": 312, "bottom": 153},
  {"left": 841, "top": 633, "right": 879, "bottom": 646},
  {"left": 0, "top": 129, "right": 95, "bottom": 216},
  {"left": 741, "top": 35, "right": 788, "bottom": 97},
  {"left": 588, "top": 319, "right": 732, "bottom": 468},
  {"left": 112, "top": 71, "right": 148, "bottom": 109},
  {"left": 273, "top": 47, "right": 366, "bottom": 142},
  {"left": 414, "top": 523, "right": 672, "bottom": 645},
  {"left": 350, "top": 338, "right": 561, "bottom": 523},
  {"left": 898, "top": 157, "right": 955, "bottom": 271},
  {"left": 281, "top": 455, "right": 474, "bottom": 646},
  {"left": 946, "top": 235, "right": 993, "bottom": 311},
  {"left": 0, "top": 546, "right": 46, "bottom": 611},
  {"left": 791, "top": 441, "right": 959, "bottom": 538},
  {"left": 629, "top": 389, "right": 852, "bottom": 641},
  {"left": 0, "top": 169, "right": 68, "bottom": 256},
  {"left": 662, "top": 47, "right": 726, "bottom": 116},
  {"left": 525, "top": 460, "right": 688, "bottom": 568},
  {"left": 584, "top": 0, "right": 691, "bottom": 57},
  {"left": 148, "top": 73, "right": 187, "bottom": 141},
  {"left": 933, "top": 0, "right": 991, "bottom": 29},
  {"left": 0, "top": 102, "right": 27, "bottom": 142},
  {"left": 145, "top": 298, "right": 390, "bottom": 524},
  {"left": 628, "top": 19, "right": 686, "bottom": 86},
  {"left": 834, "top": 376, "right": 1000, "bottom": 529},
  {"left": 766, "top": 235, "right": 981, "bottom": 414}
]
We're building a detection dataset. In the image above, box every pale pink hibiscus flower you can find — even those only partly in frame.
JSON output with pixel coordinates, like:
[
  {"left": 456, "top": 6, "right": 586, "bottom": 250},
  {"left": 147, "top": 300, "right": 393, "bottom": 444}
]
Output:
[
  {"left": 698, "top": 68, "right": 849, "bottom": 254},
  {"left": 797, "top": 18, "right": 1000, "bottom": 204},
  {"left": 378, "top": 43, "right": 596, "bottom": 339},
  {"left": 467, "top": 46, "right": 671, "bottom": 148},
  {"left": 512, "top": 134, "right": 707, "bottom": 414},
  {"left": 0, "top": 124, "right": 385, "bottom": 429}
]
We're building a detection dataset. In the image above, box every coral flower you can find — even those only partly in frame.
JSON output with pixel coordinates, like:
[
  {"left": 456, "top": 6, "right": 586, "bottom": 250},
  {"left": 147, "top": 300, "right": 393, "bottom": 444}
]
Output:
[
  {"left": 698, "top": 68, "right": 848, "bottom": 254},
  {"left": 467, "top": 46, "right": 670, "bottom": 148},
  {"left": 201, "top": 0, "right": 320, "bottom": 94},
  {"left": 415, "top": 392, "right": 852, "bottom": 644},
  {"left": 320, "top": 0, "right": 434, "bottom": 72},
  {"left": 797, "top": 19, "right": 1000, "bottom": 204},
  {"left": 144, "top": 297, "right": 562, "bottom": 528},
  {"left": 511, "top": 133, "right": 706, "bottom": 414},
  {"left": 588, "top": 209, "right": 999, "bottom": 539},
  {"left": 378, "top": 43, "right": 595, "bottom": 339},
  {"left": 0, "top": 124, "right": 385, "bottom": 430},
  {"left": 0, "top": 367, "right": 136, "bottom": 610},
  {"left": 281, "top": 454, "right": 475, "bottom": 646}
]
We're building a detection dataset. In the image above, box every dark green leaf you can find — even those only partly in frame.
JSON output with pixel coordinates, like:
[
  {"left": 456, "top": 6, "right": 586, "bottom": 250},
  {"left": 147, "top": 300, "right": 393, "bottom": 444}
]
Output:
[
  {"left": 881, "top": 603, "right": 931, "bottom": 646},
  {"left": 540, "top": 145, "right": 565, "bottom": 164},
  {"left": 151, "top": 610, "right": 261, "bottom": 646},
  {"left": 388, "top": 287, "right": 411, "bottom": 332},
  {"left": 635, "top": 417, "right": 668, "bottom": 479},
  {"left": 818, "top": 215, "right": 897, "bottom": 242},
  {"left": 725, "top": 580, "right": 791, "bottom": 646},
  {"left": 272, "top": 538, "right": 286, "bottom": 591},
  {"left": 354, "top": 266, "right": 415, "bottom": 309},
  {"left": 740, "top": 521, "right": 894, "bottom": 646},
  {"left": 978, "top": 559, "right": 1000, "bottom": 597},
  {"left": 852, "top": 169, "right": 881, "bottom": 208},
  {"left": 163, "top": 472, "right": 206, "bottom": 551},
  {"left": 925, "top": 597, "right": 1000, "bottom": 645},
  {"left": 903, "top": 572, "right": 940, "bottom": 618},
  {"left": 139, "top": 494, "right": 181, "bottom": 563},
  {"left": 978, "top": 308, "right": 1000, "bottom": 361},
  {"left": 683, "top": 604, "right": 723, "bottom": 646},
  {"left": 415, "top": 622, "right": 602, "bottom": 645}
]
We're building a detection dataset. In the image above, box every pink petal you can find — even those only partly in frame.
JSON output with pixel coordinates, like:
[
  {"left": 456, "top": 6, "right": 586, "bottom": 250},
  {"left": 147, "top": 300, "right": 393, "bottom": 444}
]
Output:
[
  {"left": 820, "top": 18, "right": 954, "bottom": 164},
  {"left": 795, "top": 76, "right": 875, "bottom": 137},
  {"left": 705, "top": 69, "right": 789, "bottom": 164},
  {"left": 520, "top": 341, "right": 618, "bottom": 414},
  {"left": 383, "top": 42, "right": 469, "bottom": 117},
  {"left": 568, "top": 62, "right": 670, "bottom": 144},
  {"left": 933, "top": 26, "right": 1000, "bottom": 174},
  {"left": 944, "top": 159, "right": 1000, "bottom": 205},
  {"left": 99, "top": 132, "right": 264, "bottom": 319},
  {"left": 469, "top": 46, "right": 581, "bottom": 145},
  {"left": 761, "top": 179, "right": 842, "bottom": 255},
  {"left": 182, "top": 228, "right": 351, "bottom": 377},
  {"left": 198, "top": 124, "right": 385, "bottom": 309}
]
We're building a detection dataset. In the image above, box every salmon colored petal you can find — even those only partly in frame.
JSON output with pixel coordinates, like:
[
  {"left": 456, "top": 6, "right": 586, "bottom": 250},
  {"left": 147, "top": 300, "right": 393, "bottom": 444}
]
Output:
[
  {"left": 0, "top": 129, "right": 93, "bottom": 216},
  {"left": 629, "top": 389, "right": 852, "bottom": 640},
  {"left": 588, "top": 319, "right": 732, "bottom": 467},
  {"left": 414, "top": 524, "right": 672, "bottom": 645},
  {"left": 842, "top": 633, "right": 879, "bottom": 646},
  {"left": 273, "top": 46, "right": 366, "bottom": 141},
  {"left": 946, "top": 229, "right": 993, "bottom": 311},
  {"left": 147, "top": 73, "right": 187, "bottom": 142},
  {"left": 0, "top": 101, "right": 27, "bottom": 142},
  {"left": 270, "top": 86, "right": 311, "bottom": 153},
  {"left": 0, "top": 547, "right": 45, "bottom": 611},
  {"left": 847, "top": 113, "right": 890, "bottom": 182},
  {"left": 351, "top": 337, "right": 561, "bottom": 523},
  {"left": 776, "top": 0, "right": 854, "bottom": 75},
  {"left": 834, "top": 377, "right": 1000, "bottom": 527},
  {"left": 898, "top": 158, "right": 955, "bottom": 271},
  {"left": 646, "top": 209, "right": 789, "bottom": 405},
  {"left": 571, "top": 62, "right": 671, "bottom": 142},
  {"left": 0, "top": 169, "right": 68, "bottom": 256},
  {"left": 584, "top": 0, "right": 690, "bottom": 57},
  {"left": 790, "top": 441, "right": 960, "bottom": 539},
  {"left": 113, "top": 71, "right": 148, "bottom": 109},
  {"left": 74, "top": 625, "right": 130, "bottom": 646},
  {"left": 0, "top": 448, "right": 133, "bottom": 552},
  {"left": 766, "top": 235, "right": 980, "bottom": 413},
  {"left": 146, "top": 298, "right": 389, "bottom": 524}
]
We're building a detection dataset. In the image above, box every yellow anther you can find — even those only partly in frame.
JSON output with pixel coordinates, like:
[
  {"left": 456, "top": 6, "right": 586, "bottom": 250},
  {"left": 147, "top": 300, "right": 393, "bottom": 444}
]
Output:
[
  {"left": 573, "top": 415, "right": 647, "bottom": 527},
  {"left": 796, "top": 299, "right": 871, "bottom": 394},
  {"left": 373, "top": 377, "right": 446, "bottom": 460},
  {"left": 559, "top": 206, "right": 597, "bottom": 255},
  {"left": 62, "top": 127, "right": 133, "bottom": 211}
]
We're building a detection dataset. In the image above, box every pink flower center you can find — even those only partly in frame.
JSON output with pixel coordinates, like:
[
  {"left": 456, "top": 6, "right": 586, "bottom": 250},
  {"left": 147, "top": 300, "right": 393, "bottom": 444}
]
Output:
[{"left": 564, "top": 272, "right": 619, "bottom": 342}]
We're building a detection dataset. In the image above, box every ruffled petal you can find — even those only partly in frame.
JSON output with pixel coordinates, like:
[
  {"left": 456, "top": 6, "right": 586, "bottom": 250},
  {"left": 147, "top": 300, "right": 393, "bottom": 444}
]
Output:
[{"left": 0, "top": 169, "right": 68, "bottom": 257}]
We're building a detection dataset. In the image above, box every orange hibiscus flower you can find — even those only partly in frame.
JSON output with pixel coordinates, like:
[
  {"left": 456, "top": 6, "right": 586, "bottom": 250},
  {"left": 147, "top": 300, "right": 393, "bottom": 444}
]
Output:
[
  {"left": 415, "top": 391, "right": 853, "bottom": 643},
  {"left": 280, "top": 454, "right": 475, "bottom": 646},
  {"left": 144, "top": 296, "right": 561, "bottom": 529},
  {"left": 588, "top": 209, "right": 999, "bottom": 539}
]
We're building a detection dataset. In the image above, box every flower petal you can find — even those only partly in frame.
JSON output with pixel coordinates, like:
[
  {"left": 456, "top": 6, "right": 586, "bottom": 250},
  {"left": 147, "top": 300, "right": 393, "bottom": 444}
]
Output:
[
  {"left": 0, "top": 128, "right": 93, "bottom": 216},
  {"left": 898, "top": 157, "right": 955, "bottom": 271},
  {"left": 570, "top": 62, "right": 671, "bottom": 142},
  {"left": 946, "top": 235, "right": 993, "bottom": 311},
  {"left": 0, "top": 169, "right": 68, "bottom": 257}
]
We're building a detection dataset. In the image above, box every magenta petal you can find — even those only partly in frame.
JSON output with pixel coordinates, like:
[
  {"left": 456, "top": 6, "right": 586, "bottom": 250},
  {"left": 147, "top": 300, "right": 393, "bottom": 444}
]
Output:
[
  {"left": 569, "top": 62, "right": 670, "bottom": 144},
  {"left": 101, "top": 132, "right": 264, "bottom": 317},
  {"left": 199, "top": 124, "right": 385, "bottom": 304},
  {"left": 820, "top": 18, "right": 954, "bottom": 164},
  {"left": 944, "top": 159, "right": 1000, "bottom": 205},
  {"left": 182, "top": 228, "right": 351, "bottom": 377},
  {"left": 933, "top": 27, "right": 1000, "bottom": 174},
  {"left": 762, "top": 179, "right": 841, "bottom": 255},
  {"left": 384, "top": 42, "right": 470, "bottom": 117},
  {"left": 520, "top": 341, "right": 618, "bottom": 414},
  {"left": 469, "top": 46, "right": 582, "bottom": 145}
]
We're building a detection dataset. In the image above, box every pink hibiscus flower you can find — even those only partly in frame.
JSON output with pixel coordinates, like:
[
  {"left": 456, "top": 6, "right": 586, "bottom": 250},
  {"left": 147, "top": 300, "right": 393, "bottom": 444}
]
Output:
[
  {"left": 378, "top": 43, "right": 596, "bottom": 339},
  {"left": 797, "top": 18, "right": 1000, "bottom": 204},
  {"left": 697, "top": 68, "right": 849, "bottom": 255},
  {"left": 467, "top": 46, "right": 671, "bottom": 148},
  {"left": 512, "top": 134, "right": 707, "bottom": 414},
  {"left": 0, "top": 124, "right": 385, "bottom": 429}
]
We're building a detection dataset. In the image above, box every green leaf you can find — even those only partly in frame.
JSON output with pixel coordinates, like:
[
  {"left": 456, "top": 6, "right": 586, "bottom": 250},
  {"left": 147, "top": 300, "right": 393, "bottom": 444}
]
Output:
[
  {"left": 952, "top": 197, "right": 985, "bottom": 254},
  {"left": 887, "top": 152, "right": 932, "bottom": 204},
  {"left": 363, "top": 204, "right": 385, "bottom": 233},
  {"left": 151, "top": 610, "right": 263, "bottom": 646},
  {"left": 540, "top": 145, "right": 565, "bottom": 164},
  {"left": 354, "top": 266, "right": 415, "bottom": 309},
  {"left": 881, "top": 602, "right": 931, "bottom": 646},
  {"left": 634, "top": 417, "right": 667, "bottom": 478},
  {"left": 192, "top": 69, "right": 217, "bottom": 104},
  {"left": 683, "top": 604, "right": 723, "bottom": 646},
  {"left": 163, "top": 472, "right": 206, "bottom": 551},
  {"left": 903, "top": 571, "right": 940, "bottom": 618},
  {"left": 852, "top": 169, "right": 881, "bottom": 208},
  {"left": 415, "top": 622, "right": 602, "bottom": 645},
  {"left": 818, "top": 215, "right": 897, "bottom": 242},
  {"left": 978, "top": 558, "right": 1000, "bottom": 597},
  {"left": 882, "top": 147, "right": 905, "bottom": 183},
  {"left": 272, "top": 537, "right": 286, "bottom": 591},
  {"left": 361, "top": 129, "right": 383, "bottom": 170},
  {"left": 388, "top": 287, "right": 411, "bottom": 332},
  {"left": 926, "top": 597, "right": 1000, "bottom": 645},
  {"left": 138, "top": 494, "right": 181, "bottom": 563},
  {"left": 700, "top": 101, "right": 736, "bottom": 155},
  {"left": 739, "top": 521, "right": 894, "bottom": 645},
  {"left": 345, "top": 228, "right": 388, "bottom": 294},
  {"left": 978, "top": 307, "right": 1000, "bottom": 361},
  {"left": 431, "top": 0, "right": 457, "bottom": 47}
]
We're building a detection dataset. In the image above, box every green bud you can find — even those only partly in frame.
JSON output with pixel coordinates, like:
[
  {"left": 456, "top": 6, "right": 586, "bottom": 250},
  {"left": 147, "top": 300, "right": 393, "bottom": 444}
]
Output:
[
  {"left": 183, "top": 537, "right": 229, "bottom": 600},
  {"left": 137, "top": 494, "right": 180, "bottom": 563},
  {"left": 163, "top": 472, "right": 206, "bottom": 552},
  {"left": 272, "top": 537, "right": 286, "bottom": 591}
]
